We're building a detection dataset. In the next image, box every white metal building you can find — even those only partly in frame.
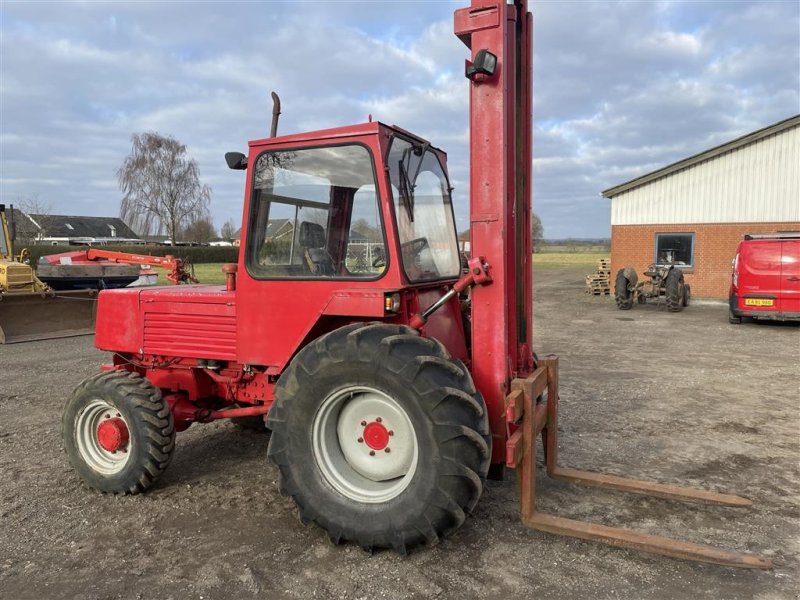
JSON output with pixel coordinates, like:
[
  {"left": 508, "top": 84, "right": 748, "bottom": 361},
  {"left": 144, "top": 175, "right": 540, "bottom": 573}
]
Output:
[{"left": 601, "top": 114, "right": 800, "bottom": 298}]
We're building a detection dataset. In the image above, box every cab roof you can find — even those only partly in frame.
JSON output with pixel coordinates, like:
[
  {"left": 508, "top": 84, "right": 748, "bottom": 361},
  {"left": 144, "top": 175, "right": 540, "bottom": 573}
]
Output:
[{"left": 247, "top": 121, "right": 443, "bottom": 154}]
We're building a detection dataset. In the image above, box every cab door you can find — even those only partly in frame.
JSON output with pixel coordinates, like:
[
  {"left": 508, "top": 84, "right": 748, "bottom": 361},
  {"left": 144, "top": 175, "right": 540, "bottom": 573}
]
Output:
[{"left": 235, "top": 140, "right": 396, "bottom": 369}]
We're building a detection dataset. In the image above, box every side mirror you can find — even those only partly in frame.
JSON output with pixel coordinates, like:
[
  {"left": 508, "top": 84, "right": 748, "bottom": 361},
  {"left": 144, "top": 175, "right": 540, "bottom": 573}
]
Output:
[
  {"left": 225, "top": 152, "right": 247, "bottom": 170},
  {"left": 465, "top": 49, "right": 497, "bottom": 80}
]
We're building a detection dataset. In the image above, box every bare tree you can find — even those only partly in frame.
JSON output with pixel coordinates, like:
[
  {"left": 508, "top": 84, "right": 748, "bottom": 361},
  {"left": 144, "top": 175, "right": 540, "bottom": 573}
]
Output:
[
  {"left": 17, "top": 194, "right": 53, "bottom": 241},
  {"left": 531, "top": 212, "right": 544, "bottom": 251},
  {"left": 118, "top": 132, "right": 211, "bottom": 245},
  {"left": 351, "top": 218, "right": 382, "bottom": 242},
  {"left": 182, "top": 217, "right": 217, "bottom": 244},
  {"left": 220, "top": 219, "right": 238, "bottom": 241}
]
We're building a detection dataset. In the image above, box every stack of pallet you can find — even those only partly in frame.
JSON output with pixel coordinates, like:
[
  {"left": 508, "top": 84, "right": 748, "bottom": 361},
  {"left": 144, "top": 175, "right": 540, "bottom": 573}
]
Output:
[{"left": 585, "top": 258, "right": 611, "bottom": 295}]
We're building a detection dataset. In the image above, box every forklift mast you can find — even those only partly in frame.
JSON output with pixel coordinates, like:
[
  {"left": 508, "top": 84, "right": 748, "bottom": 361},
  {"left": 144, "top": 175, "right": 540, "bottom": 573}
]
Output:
[{"left": 456, "top": 0, "right": 533, "bottom": 460}]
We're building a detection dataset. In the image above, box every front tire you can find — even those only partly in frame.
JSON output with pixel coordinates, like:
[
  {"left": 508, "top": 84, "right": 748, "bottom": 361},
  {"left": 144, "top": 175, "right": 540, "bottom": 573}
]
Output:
[
  {"left": 267, "top": 323, "right": 490, "bottom": 554},
  {"left": 62, "top": 370, "right": 175, "bottom": 494},
  {"left": 615, "top": 270, "right": 634, "bottom": 310},
  {"left": 665, "top": 268, "right": 684, "bottom": 312}
]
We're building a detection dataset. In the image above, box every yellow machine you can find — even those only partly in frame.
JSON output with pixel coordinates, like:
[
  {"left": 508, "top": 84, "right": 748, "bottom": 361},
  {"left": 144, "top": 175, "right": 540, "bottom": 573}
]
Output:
[{"left": 0, "top": 204, "right": 96, "bottom": 343}]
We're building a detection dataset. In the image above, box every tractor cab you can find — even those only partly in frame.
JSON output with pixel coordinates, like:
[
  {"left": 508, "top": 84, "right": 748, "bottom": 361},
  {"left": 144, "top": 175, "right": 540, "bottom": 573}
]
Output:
[
  {"left": 236, "top": 121, "right": 460, "bottom": 285},
  {"left": 232, "top": 120, "right": 468, "bottom": 367}
]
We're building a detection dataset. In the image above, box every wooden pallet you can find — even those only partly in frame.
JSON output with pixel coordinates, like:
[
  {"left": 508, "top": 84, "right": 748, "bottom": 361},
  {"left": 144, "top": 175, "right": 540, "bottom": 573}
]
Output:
[
  {"left": 586, "top": 288, "right": 611, "bottom": 296},
  {"left": 585, "top": 257, "right": 611, "bottom": 295}
]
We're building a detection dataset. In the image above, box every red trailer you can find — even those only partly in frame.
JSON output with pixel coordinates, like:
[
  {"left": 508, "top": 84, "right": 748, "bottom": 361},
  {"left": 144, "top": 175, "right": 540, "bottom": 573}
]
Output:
[{"left": 62, "top": 0, "right": 770, "bottom": 569}]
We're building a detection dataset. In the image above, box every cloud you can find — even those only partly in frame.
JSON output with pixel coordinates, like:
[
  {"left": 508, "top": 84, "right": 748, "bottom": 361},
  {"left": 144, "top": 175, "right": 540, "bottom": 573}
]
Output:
[{"left": 1, "top": 0, "right": 797, "bottom": 239}]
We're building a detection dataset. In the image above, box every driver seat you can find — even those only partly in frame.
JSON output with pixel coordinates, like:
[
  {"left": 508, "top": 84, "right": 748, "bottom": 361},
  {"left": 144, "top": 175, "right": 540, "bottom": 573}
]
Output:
[{"left": 299, "top": 221, "right": 335, "bottom": 276}]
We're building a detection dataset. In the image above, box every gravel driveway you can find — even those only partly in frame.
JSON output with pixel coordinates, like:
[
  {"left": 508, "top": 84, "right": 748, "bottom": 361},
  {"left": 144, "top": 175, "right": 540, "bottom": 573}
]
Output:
[{"left": 1, "top": 267, "right": 797, "bottom": 599}]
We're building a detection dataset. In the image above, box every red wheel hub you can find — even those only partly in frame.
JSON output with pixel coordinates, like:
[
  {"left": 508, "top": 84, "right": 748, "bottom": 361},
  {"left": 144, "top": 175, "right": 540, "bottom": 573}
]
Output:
[
  {"left": 97, "top": 418, "right": 129, "bottom": 452},
  {"left": 363, "top": 421, "right": 390, "bottom": 450}
]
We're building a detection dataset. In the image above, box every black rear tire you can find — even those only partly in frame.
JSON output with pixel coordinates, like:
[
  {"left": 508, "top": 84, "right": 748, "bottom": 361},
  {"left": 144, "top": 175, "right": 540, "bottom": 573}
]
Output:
[
  {"left": 63, "top": 370, "right": 175, "bottom": 494},
  {"left": 729, "top": 312, "right": 742, "bottom": 324},
  {"left": 615, "top": 270, "right": 634, "bottom": 310},
  {"left": 683, "top": 284, "right": 691, "bottom": 307},
  {"left": 665, "top": 268, "right": 684, "bottom": 312},
  {"left": 267, "top": 322, "right": 490, "bottom": 554}
]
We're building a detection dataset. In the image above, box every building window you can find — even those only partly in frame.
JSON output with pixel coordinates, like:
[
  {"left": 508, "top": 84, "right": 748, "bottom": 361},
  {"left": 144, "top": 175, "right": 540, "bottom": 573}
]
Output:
[{"left": 655, "top": 232, "right": 694, "bottom": 267}]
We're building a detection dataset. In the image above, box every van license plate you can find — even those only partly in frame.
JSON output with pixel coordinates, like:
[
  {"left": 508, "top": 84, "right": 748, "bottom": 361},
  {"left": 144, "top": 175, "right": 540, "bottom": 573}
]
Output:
[{"left": 745, "top": 298, "right": 774, "bottom": 306}]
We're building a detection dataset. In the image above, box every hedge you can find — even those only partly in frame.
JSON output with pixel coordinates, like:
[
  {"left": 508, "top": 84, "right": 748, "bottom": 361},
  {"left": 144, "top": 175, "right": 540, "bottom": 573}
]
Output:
[{"left": 21, "top": 244, "right": 240, "bottom": 265}]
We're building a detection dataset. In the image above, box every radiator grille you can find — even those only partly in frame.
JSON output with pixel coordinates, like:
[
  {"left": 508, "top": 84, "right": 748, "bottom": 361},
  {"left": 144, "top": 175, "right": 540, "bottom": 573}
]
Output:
[
  {"left": 143, "top": 312, "right": 237, "bottom": 360},
  {"left": 5, "top": 264, "right": 36, "bottom": 292}
]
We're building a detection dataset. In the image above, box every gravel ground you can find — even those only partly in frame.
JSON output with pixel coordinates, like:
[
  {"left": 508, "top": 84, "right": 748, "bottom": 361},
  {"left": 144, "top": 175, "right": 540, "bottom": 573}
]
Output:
[{"left": 1, "top": 267, "right": 798, "bottom": 600}]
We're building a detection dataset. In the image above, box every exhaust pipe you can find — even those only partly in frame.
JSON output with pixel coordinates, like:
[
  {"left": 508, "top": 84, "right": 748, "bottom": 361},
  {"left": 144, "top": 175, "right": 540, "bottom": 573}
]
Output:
[{"left": 270, "top": 91, "right": 281, "bottom": 138}]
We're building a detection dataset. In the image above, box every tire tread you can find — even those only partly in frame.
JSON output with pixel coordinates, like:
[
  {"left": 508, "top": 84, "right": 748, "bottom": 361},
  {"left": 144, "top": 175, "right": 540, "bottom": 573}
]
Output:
[
  {"left": 267, "top": 322, "right": 489, "bottom": 554},
  {"left": 63, "top": 370, "right": 175, "bottom": 495}
]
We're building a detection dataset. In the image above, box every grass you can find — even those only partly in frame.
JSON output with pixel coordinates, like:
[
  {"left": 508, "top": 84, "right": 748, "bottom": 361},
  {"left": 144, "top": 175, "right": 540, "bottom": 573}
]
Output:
[
  {"left": 154, "top": 262, "right": 228, "bottom": 285},
  {"left": 532, "top": 251, "right": 609, "bottom": 270},
  {"left": 161, "top": 251, "right": 609, "bottom": 285}
]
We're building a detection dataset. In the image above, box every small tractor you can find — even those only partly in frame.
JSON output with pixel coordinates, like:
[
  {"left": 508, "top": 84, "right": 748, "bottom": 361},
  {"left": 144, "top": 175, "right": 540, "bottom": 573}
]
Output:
[
  {"left": 615, "top": 253, "right": 690, "bottom": 312},
  {"left": 62, "top": 0, "right": 769, "bottom": 568},
  {"left": 0, "top": 204, "right": 96, "bottom": 343}
]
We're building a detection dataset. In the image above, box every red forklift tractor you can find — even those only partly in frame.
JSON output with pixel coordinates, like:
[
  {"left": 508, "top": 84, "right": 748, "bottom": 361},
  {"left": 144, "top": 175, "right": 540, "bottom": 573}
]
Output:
[{"left": 62, "top": 0, "right": 771, "bottom": 568}]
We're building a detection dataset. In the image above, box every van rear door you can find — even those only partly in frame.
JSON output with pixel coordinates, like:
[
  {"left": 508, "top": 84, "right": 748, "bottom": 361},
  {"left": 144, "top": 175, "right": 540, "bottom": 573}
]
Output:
[
  {"left": 738, "top": 240, "right": 782, "bottom": 313},
  {"left": 781, "top": 240, "right": 800, "bottom": 314}
]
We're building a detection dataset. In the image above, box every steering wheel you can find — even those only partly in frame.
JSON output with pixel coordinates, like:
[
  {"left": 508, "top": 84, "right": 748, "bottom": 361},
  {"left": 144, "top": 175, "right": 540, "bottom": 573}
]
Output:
[
  {"left": 401, "top": 237, "right": 429, "bottom": 263},
  {"left": 401, "top": 237, "right": 441, "bottom": 278},
  {"left": 372, "top": 252, "right": 386, "bottom": 269}
]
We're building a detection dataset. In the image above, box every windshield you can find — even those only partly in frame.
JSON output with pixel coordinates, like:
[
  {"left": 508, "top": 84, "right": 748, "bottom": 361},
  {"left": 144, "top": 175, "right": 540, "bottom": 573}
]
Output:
[
  {"left": 387, "top": 137, "right": 460, "bottom": 282},
  {"left": 0, "top": 215, "right": 9, "bottom": 257}
]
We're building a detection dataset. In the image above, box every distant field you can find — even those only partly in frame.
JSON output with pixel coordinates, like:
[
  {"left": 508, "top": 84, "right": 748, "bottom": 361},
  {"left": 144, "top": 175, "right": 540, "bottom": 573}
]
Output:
[
  {"left": 161, "top": 252, "right": 608, "bottom": 285},
  {"left": 532, "top": 251, "right": 608, "bottom": 270},
  {"left": 536, "top": 245, "right": 609, "bottom": 254}
]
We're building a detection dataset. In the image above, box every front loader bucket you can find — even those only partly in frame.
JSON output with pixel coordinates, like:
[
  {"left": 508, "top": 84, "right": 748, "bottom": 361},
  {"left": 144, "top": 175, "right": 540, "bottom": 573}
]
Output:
[{"left": 0, "top": 290, "right": 97, "bottom": 344}]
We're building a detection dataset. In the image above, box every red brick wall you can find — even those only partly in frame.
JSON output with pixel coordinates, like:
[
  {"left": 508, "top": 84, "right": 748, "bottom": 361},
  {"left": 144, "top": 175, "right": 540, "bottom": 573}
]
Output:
[{"left": 610, "top": 222, "right": 800, "bottom": 299}]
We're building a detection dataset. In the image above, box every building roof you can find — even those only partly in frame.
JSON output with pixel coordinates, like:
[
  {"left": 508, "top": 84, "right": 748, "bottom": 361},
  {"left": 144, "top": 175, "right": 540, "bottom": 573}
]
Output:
[
  {"left": 8, "top": 208, "right": 38, "bottom": 239},
  {"left": 20, "top": 213, "right": 139, "bottom": 239},
  {"left": 602, "top": 114, "right": 800, "bottom": 199},
  {"left": 45, "top": 214, "right": 138, "bottom": 238},
  {"left": 349, "top": 230, "right": 370, "bottom": 242},
  {"left": 265, "top": 219, "right": 293, "bottom": 240}
]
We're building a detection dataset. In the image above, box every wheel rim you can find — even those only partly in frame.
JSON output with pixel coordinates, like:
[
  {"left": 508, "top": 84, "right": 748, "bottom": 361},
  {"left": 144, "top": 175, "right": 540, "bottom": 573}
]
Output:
[
  {"left": 75, "top": 399, "right": 132, "bottom": 475},
  {"left": 312, "top": 386, "right": 418, "bottom": 503}
]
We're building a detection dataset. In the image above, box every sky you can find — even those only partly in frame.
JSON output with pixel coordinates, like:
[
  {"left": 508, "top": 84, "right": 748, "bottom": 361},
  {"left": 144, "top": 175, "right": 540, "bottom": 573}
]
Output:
[{"left": 1, "top": 0, "right": 798, "bottom": 240}]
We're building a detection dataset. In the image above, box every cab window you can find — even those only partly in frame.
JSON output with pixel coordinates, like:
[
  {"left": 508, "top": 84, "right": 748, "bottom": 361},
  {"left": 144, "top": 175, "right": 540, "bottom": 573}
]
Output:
[{"left": 246, "top": 145, "right": 386, "bottom": 279}]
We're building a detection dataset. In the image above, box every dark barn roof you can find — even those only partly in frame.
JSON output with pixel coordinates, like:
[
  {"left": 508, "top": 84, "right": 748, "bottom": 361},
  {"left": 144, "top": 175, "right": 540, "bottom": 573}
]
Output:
[
  {"left": 28, "top": 214, "right": 139, "bottom": 239},
  {"left": 265, "top": 219, "right": 293, "bottom": 240},
  {"left": 8, "top": 208, "right": 39, "bottom": 239}
]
